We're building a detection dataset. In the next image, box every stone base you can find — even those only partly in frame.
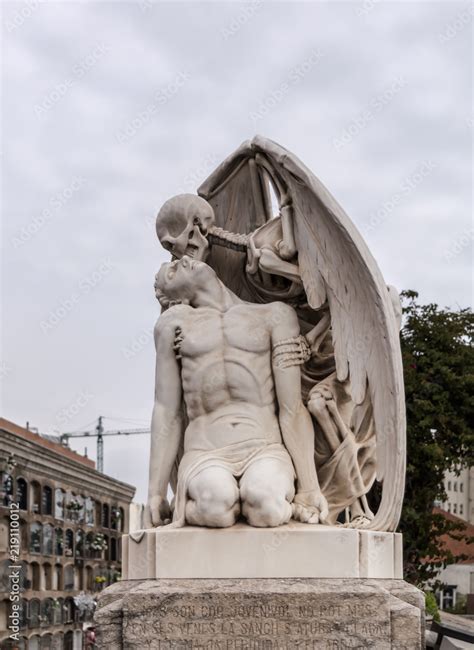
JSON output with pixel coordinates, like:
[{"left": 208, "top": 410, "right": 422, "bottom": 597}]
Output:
[
  {"left": 95, "top": 578, "right": 425, "bottom": 649},
  {"left": 122, "top": 523, "right": 403, "bottom": 579}
]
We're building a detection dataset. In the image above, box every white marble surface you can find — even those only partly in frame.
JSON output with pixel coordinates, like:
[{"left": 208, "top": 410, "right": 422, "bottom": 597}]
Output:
[{"left": 123, "top": 523, "right": 403, "bottom": 580}]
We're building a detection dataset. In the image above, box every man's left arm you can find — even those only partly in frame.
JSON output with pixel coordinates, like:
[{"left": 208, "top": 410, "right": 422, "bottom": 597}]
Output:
[{"left": 270, "top": 303, "right": 328, "bottom": 524}]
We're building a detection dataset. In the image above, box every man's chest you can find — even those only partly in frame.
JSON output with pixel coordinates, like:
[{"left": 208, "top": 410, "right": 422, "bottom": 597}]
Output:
[{"left": 178, "top": 308, "right": 271, "bottom": 358}]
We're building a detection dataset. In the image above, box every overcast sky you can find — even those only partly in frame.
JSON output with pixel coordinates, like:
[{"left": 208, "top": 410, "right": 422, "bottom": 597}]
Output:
[{"left": 1, "top": 1, "right": 472, "bottom": 504}]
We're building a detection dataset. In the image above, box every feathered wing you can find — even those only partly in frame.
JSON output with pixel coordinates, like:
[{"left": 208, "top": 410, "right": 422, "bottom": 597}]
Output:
[{"left": 198, "top": 136, "right": 406, "bottom": 532}]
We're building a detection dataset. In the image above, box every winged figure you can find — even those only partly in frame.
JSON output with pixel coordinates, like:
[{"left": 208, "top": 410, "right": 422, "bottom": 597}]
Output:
[{"left": 153, "top": 136, "right": 406, "bottom": 532}]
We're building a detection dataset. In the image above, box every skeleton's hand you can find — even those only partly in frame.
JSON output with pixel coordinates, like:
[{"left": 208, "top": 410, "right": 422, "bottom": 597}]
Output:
[
  {"left": 144, "top": 495, "right": 171, "bottom": 527},
  {"left": 312, "top": 384, "right": 334, "bottom": 401},
  {"left": 292, "top": 490, "right": 329, "bottom": 524}
]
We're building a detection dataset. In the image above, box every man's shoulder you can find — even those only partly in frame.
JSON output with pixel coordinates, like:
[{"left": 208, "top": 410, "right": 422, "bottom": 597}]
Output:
[{"left": 154, "top": 305, "right": 192, "bottom": 335}]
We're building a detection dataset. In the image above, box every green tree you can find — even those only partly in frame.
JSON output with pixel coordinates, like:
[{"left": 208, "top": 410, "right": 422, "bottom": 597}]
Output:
[{"left": 399, "top": 290, "right": 474, "bottom": 586}]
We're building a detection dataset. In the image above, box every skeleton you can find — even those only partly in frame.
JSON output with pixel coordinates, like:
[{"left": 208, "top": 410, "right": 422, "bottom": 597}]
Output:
[{"left": 156, "top": 193, "right": 302, "bottom": 284}]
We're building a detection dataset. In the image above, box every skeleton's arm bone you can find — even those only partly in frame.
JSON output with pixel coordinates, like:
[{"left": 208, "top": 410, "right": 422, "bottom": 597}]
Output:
[
  {"left": 148, "top": 313, "right": 184, "bottom": 500},
  {"left": 270, "top": 303, "right": 322, "bottom": 495},
  {"left": 258, "top": 248, "right": 302, "bottom": 284}
]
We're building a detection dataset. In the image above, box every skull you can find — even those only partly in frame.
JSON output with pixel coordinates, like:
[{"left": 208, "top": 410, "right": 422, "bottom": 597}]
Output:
[{"left": 156, "top": 194, "right": 215, "bottom": 261}]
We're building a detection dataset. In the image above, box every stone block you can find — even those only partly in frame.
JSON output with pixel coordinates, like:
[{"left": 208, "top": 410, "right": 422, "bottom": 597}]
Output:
[
  {"left": 124, "top": 524, "right": 403, "bottom": 580},
  {"left": 96, "top": 578, "right": 424, "bottom": 649}
]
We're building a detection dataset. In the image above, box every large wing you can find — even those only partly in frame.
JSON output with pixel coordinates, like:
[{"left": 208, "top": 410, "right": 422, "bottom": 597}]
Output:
[{"left": 198, "top": 136, "right": 406, "bottom": 532}]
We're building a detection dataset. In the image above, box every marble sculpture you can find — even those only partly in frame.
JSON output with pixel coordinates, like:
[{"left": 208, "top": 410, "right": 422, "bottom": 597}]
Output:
[{"left": 145, "top": 136, "right": 406, "bottom": 532}]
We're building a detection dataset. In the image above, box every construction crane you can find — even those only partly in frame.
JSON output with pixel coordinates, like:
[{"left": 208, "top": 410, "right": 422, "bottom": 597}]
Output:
[{"left": 60, "top": 416, "right": 150, "bottom": 473}]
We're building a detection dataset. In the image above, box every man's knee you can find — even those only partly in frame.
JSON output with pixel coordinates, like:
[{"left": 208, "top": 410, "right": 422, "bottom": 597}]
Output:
[
  {"left": 241, "top": 483, "right": 292, "bottom": 527},
  {"left": 186, "top": 470, "right": 239, "bottom": 527}
]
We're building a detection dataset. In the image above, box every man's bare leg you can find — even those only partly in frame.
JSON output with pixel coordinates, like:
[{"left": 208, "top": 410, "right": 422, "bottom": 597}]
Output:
[
  {"left": 240, "top": 457, "right": 295, "bottom": 527},
  {"left": 186, "top": 467, "right": 240, "bottom": 528}
]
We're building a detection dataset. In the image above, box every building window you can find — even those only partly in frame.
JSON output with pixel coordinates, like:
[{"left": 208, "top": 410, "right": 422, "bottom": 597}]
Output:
[
  {"left": 447, "top": 503, "right": 451, "bottom": 512},
  {"left": 453, "top": 482, "right": 457, "bottom": 492},
  {"left": 31, "top": 482, "right": 41, "bottom": 514},
  {"left": 16, "top": 478, "right": 28, "bottom": 510},
  {"left": 55, "top": 528, "right": 63, "bottom": 556},
  {"left": 19, "top": 599, "right": 27, "bottom": 630},
  {"left": 43, "top": 563, "right": 53, "bottom": 590},
  {"left": 64, "top": 566, "right": 74, "bottom": 592},
  {"left": 43, "top": 524, "right": 54, "bottom": 555},
  {"left": 459, "top": 504, "right": 464, "bottom": 515},
  {"left": 111, "top": 506, "right": 124, "bottom": 531},
  {"left": 29, "top": 599, "right": 40, "bottom": 628},
  {"left": 66, "top": 493, "right": 84, "bottom": 523},
  {"left": 85, "top": 566, "right": 93, "bottom": 591},
  {"left": 30, "top": 523, "right": 42, "bottom": 554},
  {"left": 41, "top": 599, "right": 55, "bottom": 626},
  {"left": 85, "top": 497, "right": 95, "bottom": 526},
  {"left": 40, "top": 633, "right": 53, "bottom": 650},
  {"left": 460, "top": 483, "right": 464, "bottom": 493},
  {"left": 76, "top": 530, "right": 84, "bottom": 558},
  {"left": 42, "top": 486, "right": 53, "bottom": 515},
  {"left": 447, "top": 481, "right": 451, "bottom": 491},
  {"left": 55, "top": 489, "right": 65, "bottom": 520},
  {"left": 64, "top": 599, "right": 75, "bottom": 624},
  {"left": 65, "top": 530, "right": 74, "bottom": 557},
  {"left": 29, "top": 637, "right": 41, "bottom": 650},
  {"left": 111, "top": 537, "right": 117, "bottom": 562},
  {"left": 453, "top": 504, "right": 457, "bottom": 514},
  {"left": 31, "top": 562, "right": 40, "bottom": 590},
  {"left": 1, "top": 472, "right": 14, "bottom": 506},
  {"left": 101, "top": 504, "right": 109, "bottom": 528},
  {"left": 53, "top": 598, "right": 63, "bottom": 625},
  {"left": 439, "top": 586, "right": 457, "bottom": 611},
  {"left": 55, "top": 564, "right": 63, "bottom": 591}
]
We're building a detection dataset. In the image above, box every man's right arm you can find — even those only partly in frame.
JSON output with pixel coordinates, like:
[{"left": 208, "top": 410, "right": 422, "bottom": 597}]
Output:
[{"left": 146, "top": 310, "right": 184, "bottom": 526}]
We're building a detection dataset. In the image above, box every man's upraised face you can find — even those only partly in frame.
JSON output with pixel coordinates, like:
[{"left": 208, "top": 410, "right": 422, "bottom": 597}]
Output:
[{"left": 154, "top": 256, "right": 216, "bottom": 306}]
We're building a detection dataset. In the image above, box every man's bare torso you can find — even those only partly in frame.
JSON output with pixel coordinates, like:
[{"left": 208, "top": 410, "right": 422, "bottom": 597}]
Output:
[{"left": 168, "top": 303, "right": 282, "bottom": 453}]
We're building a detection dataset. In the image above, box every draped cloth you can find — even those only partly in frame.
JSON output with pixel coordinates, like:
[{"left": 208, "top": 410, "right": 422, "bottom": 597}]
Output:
[{"left": 169, "top": 440, "right": 295, "bottom": 528}]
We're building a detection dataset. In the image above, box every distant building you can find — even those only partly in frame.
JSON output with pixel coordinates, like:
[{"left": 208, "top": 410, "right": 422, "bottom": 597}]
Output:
[
  {"left": 0, "top": 418, "right": 135, "bottom": 650},
  {"left": 441, "top": 466, "right": 474, "bottom": 524},
  {"left": 432, "top": 508, "right": 474, "bottom": 614}
]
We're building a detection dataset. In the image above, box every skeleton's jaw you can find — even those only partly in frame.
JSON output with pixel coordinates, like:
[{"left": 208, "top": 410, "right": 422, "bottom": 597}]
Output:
[{"left": 183, "top": 241, "right": 209, "bottom": 262}]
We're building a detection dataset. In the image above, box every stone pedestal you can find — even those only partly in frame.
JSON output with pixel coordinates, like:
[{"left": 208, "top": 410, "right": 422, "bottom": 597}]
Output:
[
  {"left": 97, "top": 526, "right": 423, "bottom": 648},
  {"left": 95, "top": 577, "right": 425, "bottom": 649},
  {"left": 122, "top": 523, "right": 403, "bottom": 580}
]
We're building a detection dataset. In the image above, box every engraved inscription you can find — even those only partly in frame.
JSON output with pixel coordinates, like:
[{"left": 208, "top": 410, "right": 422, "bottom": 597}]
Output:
[{"left": 123, "top": 591, "right": 392, "bottom": 649}]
